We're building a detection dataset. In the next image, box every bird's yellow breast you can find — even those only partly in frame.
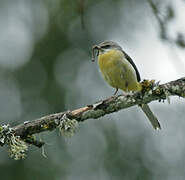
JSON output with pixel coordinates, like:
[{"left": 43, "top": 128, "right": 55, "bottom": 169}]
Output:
[{"left": 98, "top": 49, "right": 141, "bottom": 92}]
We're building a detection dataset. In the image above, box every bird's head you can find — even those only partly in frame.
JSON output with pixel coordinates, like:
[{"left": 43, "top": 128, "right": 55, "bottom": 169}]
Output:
[{"left": 92, "top": 41, "right": 122, "bottom": 62}]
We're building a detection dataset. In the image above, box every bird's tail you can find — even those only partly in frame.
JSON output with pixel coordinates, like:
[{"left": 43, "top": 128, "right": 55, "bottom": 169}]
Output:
[{"left": 140, "top": 104, "right": 161, "bottom": 130}]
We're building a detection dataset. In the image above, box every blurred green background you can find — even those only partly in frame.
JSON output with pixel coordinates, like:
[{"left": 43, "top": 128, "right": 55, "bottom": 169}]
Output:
[{"left": 0, "top": 0, "right": 185, "bottom": 179}]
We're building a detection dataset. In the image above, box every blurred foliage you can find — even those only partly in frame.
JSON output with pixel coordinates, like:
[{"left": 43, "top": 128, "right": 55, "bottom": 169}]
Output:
[{"left": 148, "top": 0, "right": 185, "bottom": 48}]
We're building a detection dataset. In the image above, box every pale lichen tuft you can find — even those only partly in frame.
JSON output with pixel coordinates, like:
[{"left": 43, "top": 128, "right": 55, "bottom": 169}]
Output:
[
  {"left": 58, "top": 114, "right": 79, "bottom": 137},
  {"left": 8, "top": 134, "right": 28, "bottom": 160},
  {"left": 0, "top": 124, "right": 11, "bottom": 145},
  {"left": 163, "top": 89, "right": 171, "bottom": 104}
]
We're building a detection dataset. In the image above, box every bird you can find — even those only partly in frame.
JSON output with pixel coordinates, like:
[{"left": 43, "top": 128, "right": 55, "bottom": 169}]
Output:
[{"left": 92, "top": 40, "right": 161, "bottom": 129}]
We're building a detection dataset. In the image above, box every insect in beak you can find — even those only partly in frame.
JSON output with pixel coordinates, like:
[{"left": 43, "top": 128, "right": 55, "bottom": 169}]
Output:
[{"left": 92, "top": 45, "right": 101, "bottom": 62}]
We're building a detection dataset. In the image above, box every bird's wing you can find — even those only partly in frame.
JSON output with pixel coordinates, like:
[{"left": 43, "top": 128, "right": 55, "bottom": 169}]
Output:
[{"left": 121, "top": 50, "right": 141, "bottom": 82}]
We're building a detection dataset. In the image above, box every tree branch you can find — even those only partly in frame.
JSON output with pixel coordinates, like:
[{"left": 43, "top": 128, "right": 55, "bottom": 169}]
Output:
[
  {"left": 10, "top": 77, "right": 185, "bottom": 137},
  {"left": 0, "top": 77, "right": 185, "bottom": 159}
]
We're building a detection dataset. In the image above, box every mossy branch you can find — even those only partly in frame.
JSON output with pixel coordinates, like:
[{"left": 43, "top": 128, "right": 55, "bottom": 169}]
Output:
[{"left": 0, "top": 77, "right": 185, "bottom": 159}]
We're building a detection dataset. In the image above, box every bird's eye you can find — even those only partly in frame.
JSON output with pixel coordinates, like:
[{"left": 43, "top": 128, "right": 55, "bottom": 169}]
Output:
[{"left": 103, "top": 45, "right": 110, "bottom": 48}]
